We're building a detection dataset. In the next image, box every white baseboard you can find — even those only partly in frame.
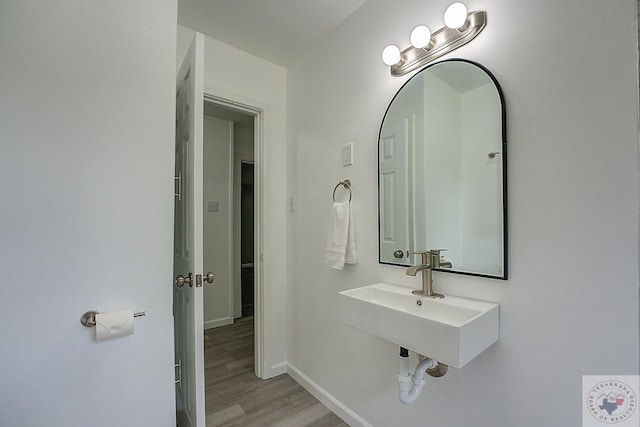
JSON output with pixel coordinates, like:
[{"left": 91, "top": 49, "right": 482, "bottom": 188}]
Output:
[
  {"left": 286, "top": 362, "right": 372, "bottom": 427},
  {"left": 266, "top": 361, "right": 287, "bottom": 378},
  {"left": 203, "top": 317, "right": 234, "bottom": 330}
]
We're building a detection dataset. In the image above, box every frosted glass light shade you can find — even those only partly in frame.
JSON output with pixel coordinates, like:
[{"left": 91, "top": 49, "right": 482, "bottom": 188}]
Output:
[
  {"left": 444, "top": 2, "right": 468, "bottom": 29},
  {"left": 410, "top": 25, "right": 432, "bottom": 49},
  {"left": 382, "top": 45, "right": 401, "bottom": 66}
]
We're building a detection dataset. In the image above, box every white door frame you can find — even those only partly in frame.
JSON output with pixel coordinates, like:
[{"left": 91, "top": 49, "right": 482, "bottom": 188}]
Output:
[{"left": 203, "top": 93, "right": 265, "bottom": 378}]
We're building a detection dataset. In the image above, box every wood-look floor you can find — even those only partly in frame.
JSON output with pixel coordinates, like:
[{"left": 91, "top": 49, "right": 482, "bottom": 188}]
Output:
[{"left": 204, "top": 316, "right": 349, "bottom": 427}]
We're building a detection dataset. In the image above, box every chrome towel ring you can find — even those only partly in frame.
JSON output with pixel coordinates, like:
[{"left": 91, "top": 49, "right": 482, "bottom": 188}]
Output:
[{"left": 333, "top": 179, "right": 352, "bottom": 202}]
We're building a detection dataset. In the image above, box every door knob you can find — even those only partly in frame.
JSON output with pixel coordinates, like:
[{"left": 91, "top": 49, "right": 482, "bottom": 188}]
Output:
[
  {"left": 194, "top": 272, "right": 215, "bottom": 287},
  {"left": 175, "top": 273, "right": 193, "bottom": 288},
  {"left": 174, "top": 272, "right": 214, "bottom": 288},
  {"left": 394, "top": 250, "right": 406, "bottom": 259}
]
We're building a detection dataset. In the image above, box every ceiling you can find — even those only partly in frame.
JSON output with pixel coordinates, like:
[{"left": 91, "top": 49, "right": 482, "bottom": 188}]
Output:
[{"left": 178, "top": 0, "right": 369, "bottom": 67}]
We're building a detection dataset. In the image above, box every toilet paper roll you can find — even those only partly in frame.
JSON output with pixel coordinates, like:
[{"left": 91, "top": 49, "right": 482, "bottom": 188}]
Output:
[{"left": 95, "top": 309, "right": 134, "bottom": 341}]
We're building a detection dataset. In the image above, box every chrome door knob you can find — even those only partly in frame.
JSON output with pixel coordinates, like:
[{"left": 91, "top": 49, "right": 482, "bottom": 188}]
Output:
[
  {"left": 203, "top": 272, "right": 214, "bottom": 284},
  {"left": 175, "top": 273, "right": 193, "bottom": 288}
]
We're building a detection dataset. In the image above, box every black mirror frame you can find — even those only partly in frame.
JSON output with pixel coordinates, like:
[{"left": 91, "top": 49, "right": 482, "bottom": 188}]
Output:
[{"left": 377, "top": 58, "right": 508, "bottom": 280}]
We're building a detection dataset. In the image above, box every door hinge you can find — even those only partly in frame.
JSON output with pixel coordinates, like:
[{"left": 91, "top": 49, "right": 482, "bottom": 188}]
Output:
[
  {"left": 174, "top": 359, "right": 182, "bottom": 387},
  {"left": 174, "top": 173, "right": 182, "bottom": 200}
]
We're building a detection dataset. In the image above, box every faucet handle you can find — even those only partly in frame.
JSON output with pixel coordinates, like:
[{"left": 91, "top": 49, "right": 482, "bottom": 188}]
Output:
[
  {"left": 429, "top": 249, "right": 447, "bottom": 264},
  {"left": 410, "top": 249, "right": 448, "bottom": 266},
  {"left": 410, "top": 249, "right": 447, "bottom": 254},
  {"left": 410, "top": 250, "right": 430, "bottom": 264},
  {"left": 429, "top": 249, "right": 448, "bottom": 268}
]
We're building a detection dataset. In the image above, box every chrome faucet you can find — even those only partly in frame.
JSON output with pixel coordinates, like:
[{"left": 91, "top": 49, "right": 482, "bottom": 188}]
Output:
[{"left": 406, "top": 250, "right": 447, "bottom": 299}]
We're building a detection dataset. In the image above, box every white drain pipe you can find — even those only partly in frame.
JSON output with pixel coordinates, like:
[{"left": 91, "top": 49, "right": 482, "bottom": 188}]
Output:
[{"left": 397, "top": 347, "right": 437, "bottom": 404}]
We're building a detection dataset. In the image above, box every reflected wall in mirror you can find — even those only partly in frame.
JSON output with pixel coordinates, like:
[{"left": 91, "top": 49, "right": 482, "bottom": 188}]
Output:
[{"left": 378, "top": 59, "right": 507, "bottom": 279}]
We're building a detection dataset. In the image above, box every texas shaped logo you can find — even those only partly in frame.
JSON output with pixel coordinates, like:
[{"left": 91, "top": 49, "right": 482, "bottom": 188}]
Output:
[{"left": 599, "top": 393, "right": 625, "bottom": 415}]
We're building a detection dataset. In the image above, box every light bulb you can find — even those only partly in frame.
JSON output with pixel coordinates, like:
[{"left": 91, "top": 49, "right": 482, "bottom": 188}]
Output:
[
  {"left": 410, "top": 25, "right": 432, "bottom": 49},
  {"left": 444, "top": 2, "right": 468, "bottom": 29},
  {"left": 381, "top": 45, "right": 401, "bottom": 66}
]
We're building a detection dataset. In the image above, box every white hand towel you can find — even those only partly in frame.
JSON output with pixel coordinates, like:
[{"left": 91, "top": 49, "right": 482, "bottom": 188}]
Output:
[
  {"left": 345, "top": 204, "right": 357, "bottom": 264},
  {"left": 325, "top": 201, "right": 357, "bottom": 270}
]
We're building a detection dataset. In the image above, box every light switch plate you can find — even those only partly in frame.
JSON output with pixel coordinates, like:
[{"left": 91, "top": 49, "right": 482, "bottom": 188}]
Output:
[{"left": 342, "top": 143, "right": 353, "bottom": 166}]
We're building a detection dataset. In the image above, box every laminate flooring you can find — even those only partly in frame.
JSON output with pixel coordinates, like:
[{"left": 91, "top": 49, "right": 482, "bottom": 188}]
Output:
[{"left": 204, "top": 316, "right": 349, "bottom": 427}]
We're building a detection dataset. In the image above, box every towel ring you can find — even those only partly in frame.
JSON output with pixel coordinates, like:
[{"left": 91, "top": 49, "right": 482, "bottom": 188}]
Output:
[{"left": 333, "top": 179, "right": 352, "bottom": 202}]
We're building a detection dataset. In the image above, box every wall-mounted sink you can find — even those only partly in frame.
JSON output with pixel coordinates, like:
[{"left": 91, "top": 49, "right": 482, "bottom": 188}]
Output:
[{"left": 338, "top": 283, "right": 499, "bottom": 368}]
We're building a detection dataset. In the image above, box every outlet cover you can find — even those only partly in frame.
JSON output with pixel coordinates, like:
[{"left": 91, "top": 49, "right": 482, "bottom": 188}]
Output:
[{"left": 207, "top": 200, "right": 219, "bottom": 212}]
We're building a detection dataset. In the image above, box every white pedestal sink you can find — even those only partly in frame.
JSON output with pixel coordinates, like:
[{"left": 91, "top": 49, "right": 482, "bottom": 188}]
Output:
[{"left": 339, "top": 283, "right": 499, "bottom": 368}]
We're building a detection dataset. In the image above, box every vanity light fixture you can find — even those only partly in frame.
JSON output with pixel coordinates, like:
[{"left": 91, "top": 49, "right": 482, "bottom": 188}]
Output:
[{"left": 381, "top": 2, "right": 486, "bottom": 77}]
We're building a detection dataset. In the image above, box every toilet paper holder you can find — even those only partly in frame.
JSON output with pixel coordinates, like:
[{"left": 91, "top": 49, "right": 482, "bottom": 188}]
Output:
[{"left": 80, "top": 310, "right": 146, "bottom": 328}]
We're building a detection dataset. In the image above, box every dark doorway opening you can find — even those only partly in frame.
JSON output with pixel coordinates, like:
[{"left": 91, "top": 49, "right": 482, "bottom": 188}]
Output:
[{"left": 240, "top": 162, "right": 254, "bottom": 317}]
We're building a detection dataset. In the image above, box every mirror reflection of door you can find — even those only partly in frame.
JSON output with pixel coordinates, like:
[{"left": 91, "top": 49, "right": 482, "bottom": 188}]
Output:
[{"left": 379, "top": 118, "right": 410, "bottom": 263}]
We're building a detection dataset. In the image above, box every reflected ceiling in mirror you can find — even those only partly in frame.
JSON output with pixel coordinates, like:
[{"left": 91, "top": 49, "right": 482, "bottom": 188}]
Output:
[{"left": 378, "top": 59, "right": 507, "bottom": 279}]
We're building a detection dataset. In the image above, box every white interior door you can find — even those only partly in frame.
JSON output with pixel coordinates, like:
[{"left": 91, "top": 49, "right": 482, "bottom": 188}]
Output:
[
  {"left": 174, "top": 33, "right": 205, "bottom": 427},
  {"left": 379, "top": 118, "right": 410, "bottom": 262}
]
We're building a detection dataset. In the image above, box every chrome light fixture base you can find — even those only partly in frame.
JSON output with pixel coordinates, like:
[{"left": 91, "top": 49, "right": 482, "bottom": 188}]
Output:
[{"left": 390, "top": 11, "right": 486, "bottom": 77}]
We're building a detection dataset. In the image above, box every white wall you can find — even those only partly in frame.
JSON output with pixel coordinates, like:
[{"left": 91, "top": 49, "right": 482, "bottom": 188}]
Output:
[
  {"left": 178, "top": 25, "right": 289, "bottom": 377},
  {"left": 0, "top": 1, "right": 177, "bottom": 425},
  {"left": 460, "top": 82, "right": 503, "bottom": 274},
  {"left": 287, "top": 0, "right": 639, "bottom": 426},
  {"left": 203, "top": 116, "right": 234, "bottom": 328},
  {"left": 423, "top": 72, "right": 463, "bottom": 263},
  {"left": 235, "top": 126, "right": 255, "bottom": 158}
]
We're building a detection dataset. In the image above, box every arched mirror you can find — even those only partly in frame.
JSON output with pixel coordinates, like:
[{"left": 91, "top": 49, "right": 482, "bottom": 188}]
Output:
[{"left": 378, "top": 59, "right": 507, "bottom": 279}]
